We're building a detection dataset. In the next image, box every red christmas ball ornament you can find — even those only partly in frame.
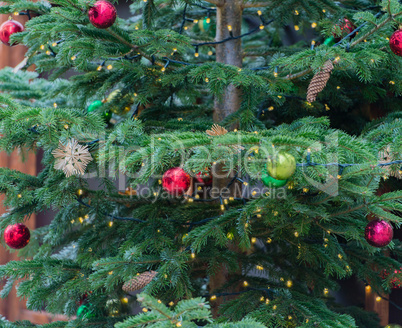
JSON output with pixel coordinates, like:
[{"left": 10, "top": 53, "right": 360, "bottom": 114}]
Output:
[
  {"left": 0, "top": 20, "right": 24, "bottom": 46},
  {"left": 364, "top": 219, "right": 393, "bottom": 248},
  {"left": 381, "top": 268, "right": 402, "bottom": 289},
  {"left": 332, "top": 18, "right": 356, "bottom": 42},
  {"left": 88, "top": 0, "right": 117, "bottom": 29},
  {"left": 389, "top": 30, "right": 402, "bottom": 57},
  {"left": 195, "top": 170, "right": 212, "bottom": 186},
  {"left": 162, "top": 167, "right": 190, "bottom": 196},
  {"left": 4, "top": 223, "right": 30, "bottom": 249},
  {"left": 78, "top": 293, "right": 89, "bottom": 305}
]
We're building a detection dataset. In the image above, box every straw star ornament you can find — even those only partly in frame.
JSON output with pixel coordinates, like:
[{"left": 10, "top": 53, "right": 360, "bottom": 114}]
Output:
[
  {"left": 52, "top": 139, "right": 93, "bottom": 177},
  {"left": 206, "top": 124, "right": 244, "bottom": 152}
]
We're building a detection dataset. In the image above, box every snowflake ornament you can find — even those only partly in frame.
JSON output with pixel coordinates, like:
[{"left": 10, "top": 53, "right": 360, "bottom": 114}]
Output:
[{"left": 52, "top": 139, "right": 93, "bottom": 177}]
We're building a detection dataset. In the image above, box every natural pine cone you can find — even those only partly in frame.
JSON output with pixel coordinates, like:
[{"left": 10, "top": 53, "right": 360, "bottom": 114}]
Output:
[
  {"left": 122, "top": 271, "right": 157, "bottom": 292},
  {"left": 306, "top": 60, "right": 334, "bottom": 103}
]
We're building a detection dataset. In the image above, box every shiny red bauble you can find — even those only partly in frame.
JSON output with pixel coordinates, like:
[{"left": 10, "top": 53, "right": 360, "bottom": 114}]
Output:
[
  {"left": 195, "top": 171, "right": 212, "bottom": 186},
  {"left": 381, "top": 268, "right": 402, "bottom": 289},
  {"left": 364, "top": 219, "right": 393, "bottom": 248},
  {"left": 162, "top": 167, "right": 190, "bottom": 196},
  {"left": 88, "top": 0, "right": 117, "bottom": 29},
  {"left": 78, "top": 293, "right": 89, "bottom": 305},
  {"left": 0, "top": 20, "right": 24, "bottom": 46},
  {"left": 389, "top": 30, "right": 402, "bottom": 57},
  {"left": 332, "top": 18, "right": 355, "bottom": 42},
  {"left": 4, "top": 223, "right": 30, "bottom": 249}
]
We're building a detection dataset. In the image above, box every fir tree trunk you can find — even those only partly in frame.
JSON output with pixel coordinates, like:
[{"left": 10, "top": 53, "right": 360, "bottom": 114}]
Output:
[
  {"left": 210, "top": 1, "right": 244, "bottom": 317},
  {"left": 213, "top": 0, "right": 243, "bottom": 123}
]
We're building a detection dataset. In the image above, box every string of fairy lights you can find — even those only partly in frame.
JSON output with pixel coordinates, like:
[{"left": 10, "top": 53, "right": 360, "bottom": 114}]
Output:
[
  {"left": 28, "top": 2, "right": 396, "bottom": 120},
  {"left": 75, "top": 156, "right": 402, "bottom": 225},
  {"left": 15, "top": 1, "right": 397, "bottom": 125},
  {"left": 132, "top": 279, "right": 401, "bottom": 326},
  {"left": 12, "top": 2, "right": 402, "bottom": 318},
  {"left": 39, "top": 5, "right": 276, "bottom": 71},
  {"left": 42, "top": 134, "right": 402, "bottom": 317},
  {"left": 76, "top": 176, "right": 402, "bottom": 317},
  {"left": 138, "top": 283, "right": 402, "bottom": 328},
  {"left": 21, "top": 0, "right": 400, "bottom": 240},
  {"left": 21, "top": 1, "right": 385, "bottom": 75}
]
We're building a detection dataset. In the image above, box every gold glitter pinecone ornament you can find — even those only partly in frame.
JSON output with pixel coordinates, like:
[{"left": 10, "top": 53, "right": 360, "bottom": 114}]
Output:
[
  {"left": 306, "top": 60, "right": 334, "bottom": 103},
  {"left": 122, "top": 271, "right": 157, "bottom": 292}
]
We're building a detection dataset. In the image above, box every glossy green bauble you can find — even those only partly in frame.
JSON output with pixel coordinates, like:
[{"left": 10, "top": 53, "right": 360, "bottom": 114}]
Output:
[
  {"left": 267, "top": 151, "right": 296, "bottom": 180},
  {"left": 87, "top": 100, "right": 112, "bottom": 123},
  {"left": 198, "top": 17, "right": 211, "bottom": 32},
  {"left": 261, "top": 173, "right": 287, "bottom": 187},
  {"left": 103, "top": 110, "right": 112, "bottom": 123},
  {"left": 77, "top": 303, "right": 95, "bottom": 319},
  {"left": 107, "top": 89, "right": 134, "bottom": 114},
  {"left": 106, "top": 298, "right": 121, "bottom": 316},
  {"left": 323, "top": 36, "right": 336, "bottom": 46},
  {"left": 87, "top": 100, "right": 103, "bottom": 113}
]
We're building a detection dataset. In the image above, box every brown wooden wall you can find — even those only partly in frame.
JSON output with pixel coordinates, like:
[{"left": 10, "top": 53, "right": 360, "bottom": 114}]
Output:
[{"left": 0, "top": 13, "right": 67, "bottom": 324}]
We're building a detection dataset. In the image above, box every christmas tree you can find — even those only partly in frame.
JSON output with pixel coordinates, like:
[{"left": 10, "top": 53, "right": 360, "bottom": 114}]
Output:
[{"left": 0, "top": 0, "right": 401, "bottom": 326}]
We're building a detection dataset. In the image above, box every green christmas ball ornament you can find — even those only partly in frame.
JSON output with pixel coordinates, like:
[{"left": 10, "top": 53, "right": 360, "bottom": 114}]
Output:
[
  {"left": 87, "top": 100, "right": 112, "bottom": 123},
  {"left": 323, "top": 36, "right": 336, "bottom": 46},
  {"left": 267, "top": 151, "right": 296, "bottom": 180},
  {"left": 261, "top": 172, "right": 287, "bottom": 187},
  {"left": 77, "top": 303, "right": 95, "bottom": 319},
  {"left": 87, "top": 100, "right": 104, "bottom": 113},
  {"left": 107, "top": 89, "right": 134, "bottom": 114},
  {"left": 198, "top": 17, "right": 211, "bottom": 32},
  {"left": 106, "top": 298, "right": 121, "bottom": 316},
  {"left": 103, "top": 110, "right": 112, "bottom": 123}
]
